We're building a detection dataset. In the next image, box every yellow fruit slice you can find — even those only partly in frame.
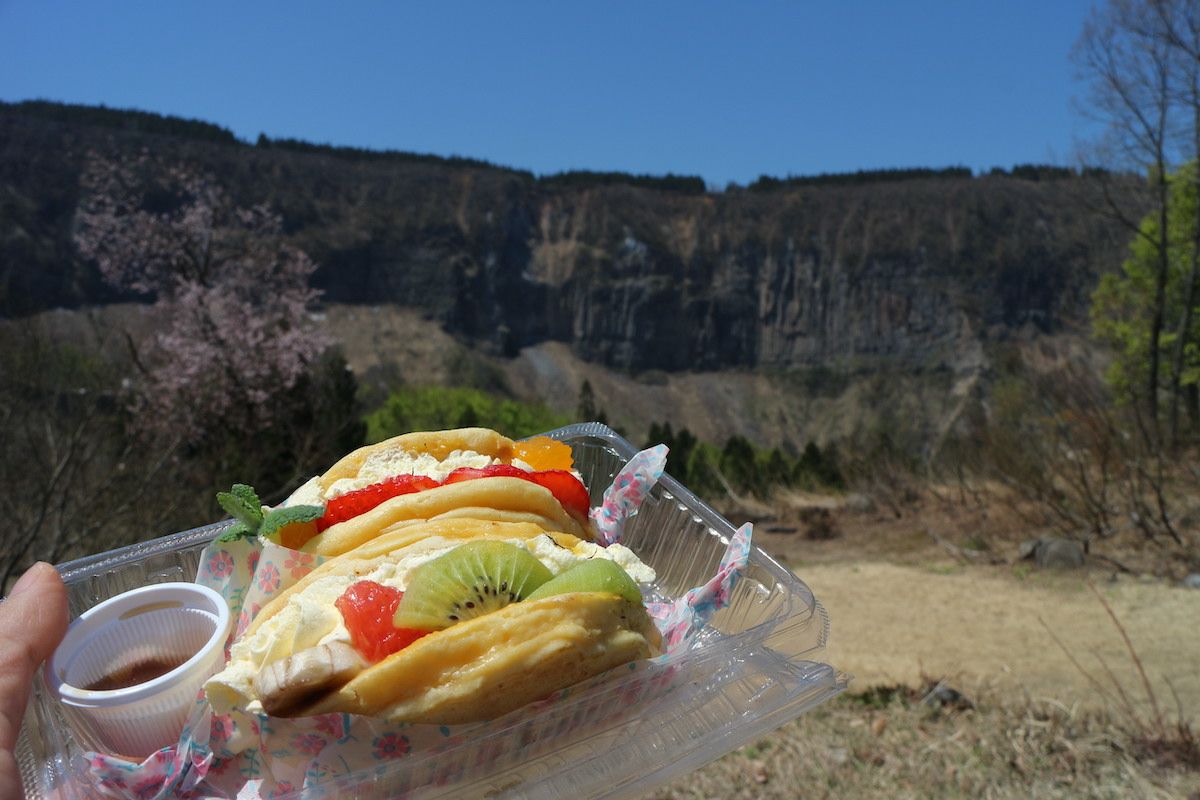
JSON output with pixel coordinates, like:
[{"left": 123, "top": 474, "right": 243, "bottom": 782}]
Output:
[{"left": 513, "top": 436, "right": 574, "bottom": 472}]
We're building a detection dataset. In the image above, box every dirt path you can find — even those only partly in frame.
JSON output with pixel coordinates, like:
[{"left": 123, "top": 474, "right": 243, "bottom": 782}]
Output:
[{"left": 800, "top": 562, "right": 1200, "bottom": 716}]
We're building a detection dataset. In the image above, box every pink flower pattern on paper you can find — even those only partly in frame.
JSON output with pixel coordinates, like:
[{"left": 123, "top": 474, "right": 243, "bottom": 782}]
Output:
[
  {"left": 210, "top": 715, "right": 234, "bottom": 743},
  {"left": 99, "top": 774, "right": 129, "bottom": 790},
  {"left": 313, "top": 713, "right": 349, "bottom": 741},
  {"left": 290, "top": 733, "right": 326, "bottom": 756},
  {"left": 234, "top": 602, "right": 262, "bottom": 639},
  {"left": 206, "top": 550, "right": 234, "bottom": 579},
  {"left": 132, "top": 776, "right": 166, "bottom": 799},
  {"left": 646, "top": 523, "right": 753, "bottom": 651},
  {"left": 256, "top": 563, "right": 280, "bottom": 593},
  {"left": 283, "top": 551, "right": 313, "bottom": 579},
  {"left": 246, "top": 549, "right": 261, "bottom": 576},
  {"left": 267, "top": 781, "right": 296, "bottom": 799},
  {"left": 590, "top": 444, "right": 667, "bottom": 545},
  {"left": 372, "top": 732, "right": 411, "bottom": 760}
]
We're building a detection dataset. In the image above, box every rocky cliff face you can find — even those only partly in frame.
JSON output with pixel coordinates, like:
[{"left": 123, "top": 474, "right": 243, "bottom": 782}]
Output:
[{"left": 0, "top": 104, "right": 1130, "bottom": 378}]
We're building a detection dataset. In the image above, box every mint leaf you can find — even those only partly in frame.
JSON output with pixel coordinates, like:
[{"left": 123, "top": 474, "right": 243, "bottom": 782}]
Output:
[
  {"left": 216, "top": 520, "right": 254, "bottom": 543},
  {"left": 259, "top": 505, "right": 325, "bottom": 541},
  {"left": 230, "top": 483, "right": 260, "bottom": 508},
  {"left": 217, "top": 484, "right": 263, "bottom": 529}
]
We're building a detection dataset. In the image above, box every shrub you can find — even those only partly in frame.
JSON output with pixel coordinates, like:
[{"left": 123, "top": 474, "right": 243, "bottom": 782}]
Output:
[{"left": 366, "top": 386, "right": 570, "bottom": 443}]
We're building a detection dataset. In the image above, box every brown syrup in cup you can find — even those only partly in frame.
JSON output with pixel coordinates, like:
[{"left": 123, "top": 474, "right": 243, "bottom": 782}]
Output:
[{"left": 82, "top": 656, "right": 186, "bottom": 691}]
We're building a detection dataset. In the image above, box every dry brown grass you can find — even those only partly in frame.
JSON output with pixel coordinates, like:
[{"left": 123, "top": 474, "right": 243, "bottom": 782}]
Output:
[
  {"left": 801, "top": 562, "right": 1200, "bottom": 718},
  {"left": 654, "top": 492, "right": 1200, "bottom": 799},
  {"left": 646, "top": 689, "right": 1200, "bottom": 800}
]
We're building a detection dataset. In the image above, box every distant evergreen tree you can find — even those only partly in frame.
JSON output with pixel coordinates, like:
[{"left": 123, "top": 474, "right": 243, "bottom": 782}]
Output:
[
  {"left": 456, "top": 404, "right": 480, "bottom": 428},
  {"left": 6, "top": 100, "right": 239, "bottom": 144},
  {"left": 720, "top": 435, "right": 759, "bottom": 492},
  {"left": 672, "top": 427, "right": 698, "bottom": 481},
  {"left": 794, "top": 441, "right": 843, "bottom": 488},
  {"left": 763, "top": 447, "right": 792, "bottom": 488},
  {"left": 540, "top": 170, "right": 706, "bottom": 195},
  {"left": 577, "top": 379, "right": 598, "bottom": 421},
  {"left": 747, "top": 166, "right": 973, "bottom": 192}
]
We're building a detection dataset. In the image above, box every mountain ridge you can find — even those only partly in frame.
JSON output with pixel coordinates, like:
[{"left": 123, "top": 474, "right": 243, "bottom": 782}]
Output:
[{"left": 0, "top": 101, "right": 1135, "bottom": 380}]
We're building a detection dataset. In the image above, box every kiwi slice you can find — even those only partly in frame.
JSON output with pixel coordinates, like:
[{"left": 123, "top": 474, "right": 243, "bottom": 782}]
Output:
[
  {"left": 525, "top": 558, "right": 643, "bottom": 604},
  {"left": 392, "top": 540, "right": 553, "bottom": 630}
]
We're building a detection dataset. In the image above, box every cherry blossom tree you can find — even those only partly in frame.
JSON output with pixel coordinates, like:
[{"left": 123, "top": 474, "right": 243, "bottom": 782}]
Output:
[{"left": 74, "top": 153, "right": 328, "bottom": 444}]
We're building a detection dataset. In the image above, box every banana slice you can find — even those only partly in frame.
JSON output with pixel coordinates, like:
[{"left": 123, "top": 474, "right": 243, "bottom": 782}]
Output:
[{"left": 258, "top": 641, "right": 369, "bottom": 717}]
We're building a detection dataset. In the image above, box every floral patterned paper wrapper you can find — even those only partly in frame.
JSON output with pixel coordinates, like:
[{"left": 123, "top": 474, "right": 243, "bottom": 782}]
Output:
[
  {"left": 589, "top": 443, "right": 667, "bottom": 546},
  {"left": 81, "top": 448, "right": 752, "bottom": 800}
]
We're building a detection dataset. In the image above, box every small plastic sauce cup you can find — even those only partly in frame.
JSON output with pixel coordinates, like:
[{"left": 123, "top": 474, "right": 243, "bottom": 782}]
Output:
[{"left": 44, "top": 582, "right": 231, "bottom": 759}]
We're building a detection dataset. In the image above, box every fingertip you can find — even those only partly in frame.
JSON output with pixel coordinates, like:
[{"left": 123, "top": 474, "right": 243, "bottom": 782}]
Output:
[
  {"left": 9, "top": 561, "right": 62, "bottom": 596},
  {"left": 4, "top": 562, "right": 69, "bottom": 661}
]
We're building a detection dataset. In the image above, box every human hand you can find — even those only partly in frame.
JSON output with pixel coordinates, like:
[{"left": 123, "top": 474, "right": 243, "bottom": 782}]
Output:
[{"left": 0, "top": 563, "right": 68, "bottom": 800}]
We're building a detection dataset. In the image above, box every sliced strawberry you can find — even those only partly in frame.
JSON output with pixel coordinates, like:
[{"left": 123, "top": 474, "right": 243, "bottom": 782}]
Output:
[
  {"left": 444, "top": 464, "right": 590, "bottom": 518},
  {"left": 317, "top": 474, "right": 440, "bottom": 531},
  {"left": 334, "top": 580, "right": 429, "bottom": 662},
  {"left": 441, "top": 464, "right": 529, "bottom": 484},
  {"left": 527, "top": 470, "right": 591, "bottom": 518}
]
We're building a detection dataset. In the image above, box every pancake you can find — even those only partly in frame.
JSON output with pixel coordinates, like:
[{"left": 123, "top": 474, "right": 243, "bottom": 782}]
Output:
[
  {"left": 316, "top": 428, "right": 515, "bottom": 494},
  {"left": 301, "top": 477, "right": 592, "bottom": 556},
  {"left": 305, "top": 592, "right": 659, "bottom": 723}
]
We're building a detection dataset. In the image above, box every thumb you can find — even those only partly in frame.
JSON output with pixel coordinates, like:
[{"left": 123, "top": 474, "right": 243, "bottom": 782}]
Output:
[{"left": 0, "top": 562, "right": 69, "bottom": 798}]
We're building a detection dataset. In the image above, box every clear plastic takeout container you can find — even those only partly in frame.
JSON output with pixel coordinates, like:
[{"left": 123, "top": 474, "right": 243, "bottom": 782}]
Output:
[{"left": 18, "top": 422, "right": 848, "bottom": 800}]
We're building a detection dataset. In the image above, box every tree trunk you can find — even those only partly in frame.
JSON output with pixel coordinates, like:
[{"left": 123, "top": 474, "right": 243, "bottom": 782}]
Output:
[
  {"left": 1168, "top": 81, "right": 1200, "bottom": 447},
  {"left": 1148, "top": 165, "right": 1169, "bottom": 442}
]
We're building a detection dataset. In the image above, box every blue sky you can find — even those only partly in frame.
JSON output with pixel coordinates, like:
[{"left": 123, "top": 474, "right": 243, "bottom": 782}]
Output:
[{"left": 0, "top": 1, "right": 1097, "bottom": 186}]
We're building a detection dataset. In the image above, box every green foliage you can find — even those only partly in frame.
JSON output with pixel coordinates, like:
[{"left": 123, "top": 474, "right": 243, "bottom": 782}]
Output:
[
  {"left": 214, "top": 483, "right": 323, "bottom": 543},
  {"left": 259, "top": 504, "right": 324, "bottom": 541},
  {"left": 644, "top": 422, "right": 842, "bottom": 500},
  {"left": 216, "top": 484, "right": 263, "bottom": 529},
  {"left": 1091, "top": 161, "right": 1200, "bottom": 411},
  {"left": 795, "top": 441, "right": 845, "bottom": 488},
  {"left": 577, "top": 379, "right": 598, "bottom": 421},
  {"left": 366, "top": 386, "right": 571, "bottom": 443},
  {"left": 720, "top": 435, "right": 760, "bottom": 491}
]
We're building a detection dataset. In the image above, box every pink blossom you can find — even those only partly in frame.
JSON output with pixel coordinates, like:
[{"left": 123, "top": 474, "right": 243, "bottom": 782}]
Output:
[{"left": 73, "top": 154, "right": 328, "bottom": 444}]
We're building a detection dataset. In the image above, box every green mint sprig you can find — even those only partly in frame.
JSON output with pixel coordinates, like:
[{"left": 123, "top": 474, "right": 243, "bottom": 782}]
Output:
[{"left": 215, "top": 483, "right": 324, "bottom": 544}]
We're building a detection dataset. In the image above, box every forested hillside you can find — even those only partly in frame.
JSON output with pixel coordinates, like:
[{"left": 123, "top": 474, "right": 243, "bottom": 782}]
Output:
[{"left": 0, "top": 100, "right": 1137, "bottom": 376}]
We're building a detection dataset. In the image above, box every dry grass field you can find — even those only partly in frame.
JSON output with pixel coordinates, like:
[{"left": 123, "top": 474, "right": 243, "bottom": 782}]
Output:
[{"left": 645, "top": 497, "right": 1200, "bottom": 800}]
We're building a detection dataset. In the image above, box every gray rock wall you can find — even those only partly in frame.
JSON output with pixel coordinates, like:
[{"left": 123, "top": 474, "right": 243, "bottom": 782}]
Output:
[{"left": 1, "top": 106, "right": 1132, "bottom": 377}]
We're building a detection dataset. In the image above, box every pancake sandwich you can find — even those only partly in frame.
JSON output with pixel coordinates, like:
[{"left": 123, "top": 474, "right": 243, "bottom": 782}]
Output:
[{"left": 205, "top": 518, "right": 661, "bottom": 724}]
